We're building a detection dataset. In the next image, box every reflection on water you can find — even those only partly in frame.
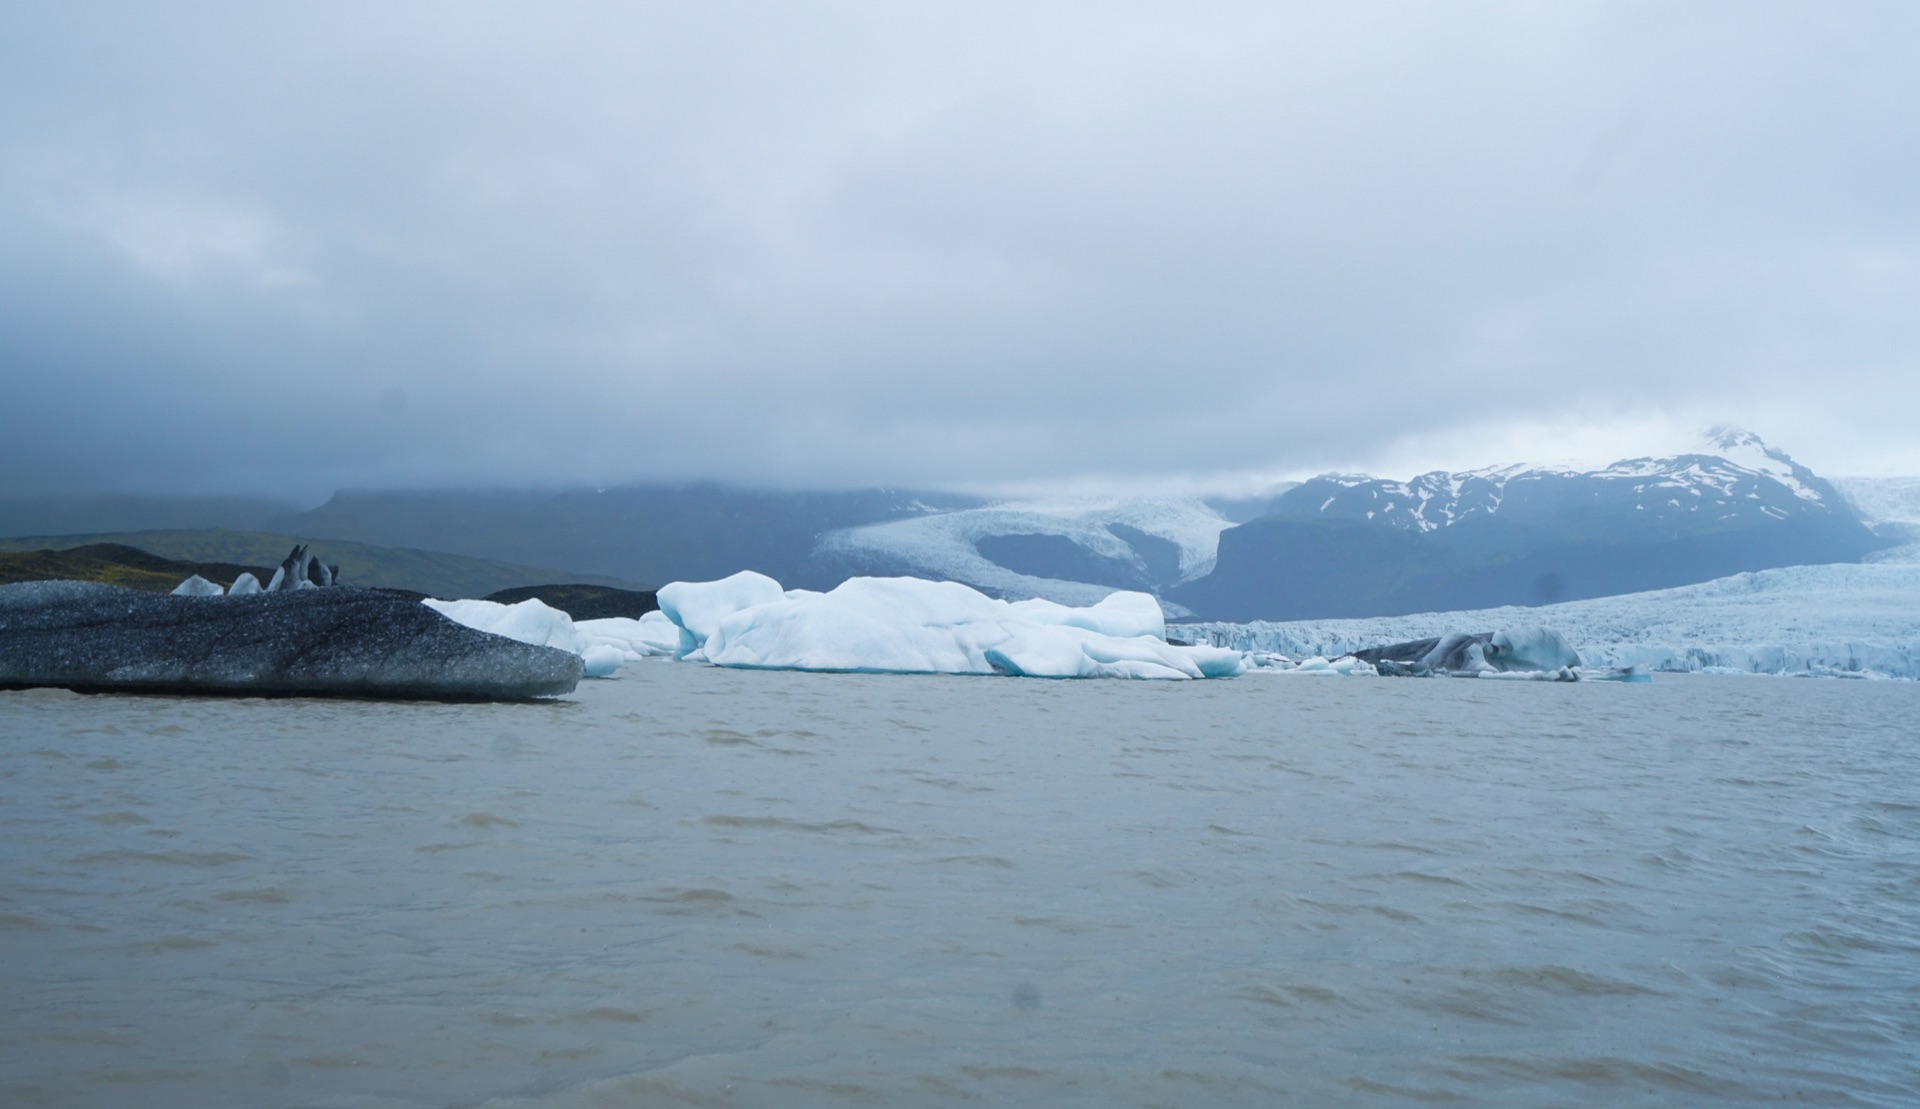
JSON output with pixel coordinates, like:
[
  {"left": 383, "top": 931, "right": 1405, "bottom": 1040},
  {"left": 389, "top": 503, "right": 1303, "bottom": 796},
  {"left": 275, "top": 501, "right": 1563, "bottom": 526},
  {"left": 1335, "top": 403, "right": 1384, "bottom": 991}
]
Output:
[{"left": 2, "top": 670, "right": 1918, "bottom": 1107}]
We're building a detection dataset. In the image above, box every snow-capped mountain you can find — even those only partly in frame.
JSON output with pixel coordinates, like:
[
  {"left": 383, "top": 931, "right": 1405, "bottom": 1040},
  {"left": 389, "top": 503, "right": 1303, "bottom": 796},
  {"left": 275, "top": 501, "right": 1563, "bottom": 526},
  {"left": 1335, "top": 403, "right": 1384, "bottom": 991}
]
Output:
[
  {"left": 1173, "top": 430, "right": 1892, "bottom": 622},
  {"left": 805, "top": 430, "right": 1893, "bottom": 620},
  {"left": 1274, "top": 428, "right": 1848, "bottom": 537}
]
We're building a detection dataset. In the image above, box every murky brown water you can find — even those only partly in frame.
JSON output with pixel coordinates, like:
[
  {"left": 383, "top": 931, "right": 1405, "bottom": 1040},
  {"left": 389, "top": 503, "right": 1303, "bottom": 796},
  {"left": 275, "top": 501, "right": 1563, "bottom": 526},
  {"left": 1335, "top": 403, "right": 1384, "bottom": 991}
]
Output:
[{"left": 3, "top": 668, "right": 1918, "bottom": 1106}]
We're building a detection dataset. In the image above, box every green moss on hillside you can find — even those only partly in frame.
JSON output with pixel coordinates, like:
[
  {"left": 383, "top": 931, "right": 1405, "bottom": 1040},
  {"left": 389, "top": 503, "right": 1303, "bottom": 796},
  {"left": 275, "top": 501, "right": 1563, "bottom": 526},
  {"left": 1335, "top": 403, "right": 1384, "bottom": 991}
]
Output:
[{"left": 0, "top": 530, "right": 642, "bottom": 599}]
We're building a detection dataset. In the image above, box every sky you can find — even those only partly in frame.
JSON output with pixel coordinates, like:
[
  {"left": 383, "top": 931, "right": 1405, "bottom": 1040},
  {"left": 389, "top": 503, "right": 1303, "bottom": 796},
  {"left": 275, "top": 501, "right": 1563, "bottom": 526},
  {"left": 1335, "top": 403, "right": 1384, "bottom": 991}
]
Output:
[{"left": 4, "top": 1, "right": 1918, "bottom": 502}]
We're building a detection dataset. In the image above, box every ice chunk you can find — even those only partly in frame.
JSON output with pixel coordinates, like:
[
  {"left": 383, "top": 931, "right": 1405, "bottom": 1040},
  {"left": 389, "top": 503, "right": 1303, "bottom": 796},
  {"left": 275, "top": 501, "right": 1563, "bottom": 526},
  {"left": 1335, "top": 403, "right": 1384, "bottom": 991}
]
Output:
[
  {"left": 664, "top": 574, "right": 1241, "bottom": 680},
  {"left": 576, "top": 612, "right": 680, "bottom": 654},
  {"left": 657, "top": 571, "right": 787, "bottom": 658},
  {"left": 424, "top": 597, "right": 581, "bottom": 653},
  {"left": 1489, "top": 626, "right": 1580, "bottom": 671},
  {"left": 423, "top": 598, "right": 680, "bottom": 678},
  {"left": 171, "top": 574, "right": 224, "bottom": 597},
  {"left": 1008, "top": 590, "right": 1166, "bottom": 640},
  {"left": 580, "top": 644, "right": 626, "bottom": 678},
  {"left": 228, "top": 573, "right": 263, "bottom": 596},
  {"left": 1265, "top": 655, "right": 1377, "bottom": 676}
]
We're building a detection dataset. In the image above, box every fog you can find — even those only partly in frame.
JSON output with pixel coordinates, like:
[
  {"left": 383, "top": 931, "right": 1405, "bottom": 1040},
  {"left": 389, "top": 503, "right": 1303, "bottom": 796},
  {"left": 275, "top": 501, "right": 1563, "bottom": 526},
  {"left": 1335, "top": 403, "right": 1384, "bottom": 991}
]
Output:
[{"left": 4, "top": 2, "right": 1917, "bottom": 499}]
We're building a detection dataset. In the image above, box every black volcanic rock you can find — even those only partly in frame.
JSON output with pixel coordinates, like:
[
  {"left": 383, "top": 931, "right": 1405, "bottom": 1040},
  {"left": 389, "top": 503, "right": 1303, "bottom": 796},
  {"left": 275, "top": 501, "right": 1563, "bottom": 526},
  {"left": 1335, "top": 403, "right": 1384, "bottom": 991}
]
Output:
[{"left": 0, "top": 581, "right": 582, "bottom": 700}]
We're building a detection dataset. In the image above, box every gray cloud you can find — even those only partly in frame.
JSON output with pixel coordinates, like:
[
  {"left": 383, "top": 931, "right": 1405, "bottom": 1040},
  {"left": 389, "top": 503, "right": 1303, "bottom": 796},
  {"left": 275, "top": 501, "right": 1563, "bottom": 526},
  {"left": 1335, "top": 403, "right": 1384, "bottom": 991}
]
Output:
[{"left": 4, "top": 1, "right": 1919, "bottom": 499}]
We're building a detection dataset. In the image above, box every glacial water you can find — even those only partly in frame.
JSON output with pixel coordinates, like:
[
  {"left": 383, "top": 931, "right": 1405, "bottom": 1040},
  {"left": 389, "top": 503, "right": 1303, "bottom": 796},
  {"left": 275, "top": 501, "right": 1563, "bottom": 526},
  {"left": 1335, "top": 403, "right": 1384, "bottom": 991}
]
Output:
[{"left": 3, "top": 667, "right": 1918, "bottom": 1107}]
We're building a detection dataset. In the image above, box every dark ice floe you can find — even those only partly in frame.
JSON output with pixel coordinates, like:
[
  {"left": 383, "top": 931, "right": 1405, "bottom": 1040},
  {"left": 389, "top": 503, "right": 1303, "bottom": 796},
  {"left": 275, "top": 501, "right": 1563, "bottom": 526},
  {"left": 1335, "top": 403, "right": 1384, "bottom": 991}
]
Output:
[
  {"left": 0, "top": 581, "right": 582, "bottom": 700},
  {"left": 1230, "top": 625, "right": 1635, "bottom": 681},
  {"left": 1352, "top": 626, "right": 1584, "bottom": 678}
]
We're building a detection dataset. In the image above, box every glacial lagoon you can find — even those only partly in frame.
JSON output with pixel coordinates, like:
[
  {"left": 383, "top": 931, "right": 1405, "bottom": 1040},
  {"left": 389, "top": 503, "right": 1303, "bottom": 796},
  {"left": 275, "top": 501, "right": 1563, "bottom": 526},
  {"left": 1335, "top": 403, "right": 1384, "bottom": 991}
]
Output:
[{"left": 3, "top": 666, "right": 1918, "bottom": 1106}]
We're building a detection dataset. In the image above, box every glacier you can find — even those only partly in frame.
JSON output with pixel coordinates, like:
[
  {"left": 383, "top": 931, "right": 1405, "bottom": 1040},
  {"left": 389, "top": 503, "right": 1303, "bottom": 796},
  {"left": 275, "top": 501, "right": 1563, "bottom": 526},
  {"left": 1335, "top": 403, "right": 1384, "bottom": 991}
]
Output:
[
  {"left": 659, "top": 572, "right": 1243, "bottom": 680},
  {"left": 1173, "top": 555, "right": 1920, "bottom": 680},
  {"left": 816, "top": 497, "right": 1230, "bottom": 610},
  {"left": 1834, "top": 474, "right": 1920, "bottom": 551}
]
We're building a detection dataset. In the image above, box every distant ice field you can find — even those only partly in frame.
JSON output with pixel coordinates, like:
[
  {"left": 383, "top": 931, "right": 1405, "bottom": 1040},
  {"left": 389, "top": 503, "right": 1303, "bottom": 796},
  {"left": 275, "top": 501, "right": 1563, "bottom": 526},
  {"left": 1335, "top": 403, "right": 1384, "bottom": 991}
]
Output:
[
  {"left": 1176, "top": 555, "right": 1920, "bottom": 680},
  {"left": 4, "top": 668, "right": 1919, "bottom": 1107}
]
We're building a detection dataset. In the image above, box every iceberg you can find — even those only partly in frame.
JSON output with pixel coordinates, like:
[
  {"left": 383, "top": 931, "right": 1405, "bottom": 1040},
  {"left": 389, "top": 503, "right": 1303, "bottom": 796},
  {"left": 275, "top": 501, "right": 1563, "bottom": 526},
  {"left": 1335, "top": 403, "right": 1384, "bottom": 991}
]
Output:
[
  {"left": 1244, "top": 654, "right": 1379, "bottom": 676},
  {"left": 1350, "top": 626, "right": 1580, "bottom": 675},
  {"left": 657, "top": 571, "right": 789, "bottom": 657},
  {"left": 170, "top": 574, "right": 224, "bottom": 597},
  {"left": 423, "top": 597, "right": 679, "bottom": 677},
  {"left": 659, "top": 572, "right": 1241, "bottom": 680}
]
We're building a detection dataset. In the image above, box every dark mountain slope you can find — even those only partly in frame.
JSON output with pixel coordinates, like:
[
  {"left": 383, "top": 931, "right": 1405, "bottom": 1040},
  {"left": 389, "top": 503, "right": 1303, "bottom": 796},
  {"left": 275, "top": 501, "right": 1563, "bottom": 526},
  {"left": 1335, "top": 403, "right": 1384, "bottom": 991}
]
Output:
[{"left": 1176, "top": 431, "right": 1891, "bottom": 621}]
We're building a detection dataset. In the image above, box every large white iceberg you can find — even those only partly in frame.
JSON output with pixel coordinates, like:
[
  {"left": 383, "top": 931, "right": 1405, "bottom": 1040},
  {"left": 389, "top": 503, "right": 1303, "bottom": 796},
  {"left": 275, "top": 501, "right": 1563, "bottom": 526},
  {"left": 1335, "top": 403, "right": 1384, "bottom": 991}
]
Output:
[
  {"left": 423, "top": 597, "right": 680, "bottom": 677},
  {"left": 658, "top": 572, "right": 1242, "bottom": 680}
]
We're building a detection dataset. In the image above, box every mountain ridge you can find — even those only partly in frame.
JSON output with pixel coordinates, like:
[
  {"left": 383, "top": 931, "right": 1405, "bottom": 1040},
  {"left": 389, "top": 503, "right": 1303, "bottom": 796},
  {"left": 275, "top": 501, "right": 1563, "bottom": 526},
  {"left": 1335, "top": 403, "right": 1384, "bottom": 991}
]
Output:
[{"left": 1175, "top": 430, "right": 1890, "bottom": 620}]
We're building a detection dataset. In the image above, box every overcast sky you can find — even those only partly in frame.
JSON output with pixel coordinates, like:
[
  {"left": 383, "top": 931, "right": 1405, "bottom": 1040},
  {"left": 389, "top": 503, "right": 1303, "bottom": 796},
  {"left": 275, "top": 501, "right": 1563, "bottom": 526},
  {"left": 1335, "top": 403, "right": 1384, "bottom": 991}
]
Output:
[{"left": 4, "top": 2, "right": 1917, "bottom": 500}]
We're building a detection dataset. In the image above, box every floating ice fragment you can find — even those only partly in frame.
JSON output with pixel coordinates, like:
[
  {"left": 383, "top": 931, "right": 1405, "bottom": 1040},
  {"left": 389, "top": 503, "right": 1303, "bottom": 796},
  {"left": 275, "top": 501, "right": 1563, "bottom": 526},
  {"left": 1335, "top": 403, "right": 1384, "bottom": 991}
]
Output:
[
  {"left": 657, "top": 571, "right": 787, "bottom": 658},
  {"left": 423, "top": 598, "right": 677, "bottom": 678},
  {"left": 1261, "top": 655, "right": 1376, "bottom": 676},
  {"left": 661, "top": 573, "right": 1240, "bottom": 680}
]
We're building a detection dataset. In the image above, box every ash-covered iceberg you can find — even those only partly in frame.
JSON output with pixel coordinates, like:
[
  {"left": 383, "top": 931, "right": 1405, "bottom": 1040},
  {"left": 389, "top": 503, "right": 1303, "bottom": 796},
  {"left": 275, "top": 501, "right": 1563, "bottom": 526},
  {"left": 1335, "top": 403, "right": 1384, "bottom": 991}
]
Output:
[
  {"left": 1352, "top": 626, "right": 1584, "bottom": 677},
  {"left": 1234, "top": 624, "right": 1634, "bottom": 680},
  {"left": 658, "top": 572, "right": 1243, "bottom": 679},
  {"left": 0, "top": 582, "right": 583, "bottom": 700}
]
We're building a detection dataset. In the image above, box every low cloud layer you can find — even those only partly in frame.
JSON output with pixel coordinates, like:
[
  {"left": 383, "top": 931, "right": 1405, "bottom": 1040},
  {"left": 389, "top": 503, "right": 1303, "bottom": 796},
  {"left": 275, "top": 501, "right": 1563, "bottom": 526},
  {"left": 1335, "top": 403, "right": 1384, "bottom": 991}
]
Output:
[{"left": 5, "top": 2, "right": 1918, "bottom": 498}]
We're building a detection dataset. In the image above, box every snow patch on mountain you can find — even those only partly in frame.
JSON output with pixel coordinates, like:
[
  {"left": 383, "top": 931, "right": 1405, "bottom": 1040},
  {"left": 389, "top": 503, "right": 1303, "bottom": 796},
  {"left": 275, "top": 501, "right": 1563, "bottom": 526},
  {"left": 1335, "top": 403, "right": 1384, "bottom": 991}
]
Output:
[
  {"left": 1172, "top": 559, "right": 1920, "bottom": 679},
  {"left": 1705, "top": 426, "right": 1825, "bottom": 503}
]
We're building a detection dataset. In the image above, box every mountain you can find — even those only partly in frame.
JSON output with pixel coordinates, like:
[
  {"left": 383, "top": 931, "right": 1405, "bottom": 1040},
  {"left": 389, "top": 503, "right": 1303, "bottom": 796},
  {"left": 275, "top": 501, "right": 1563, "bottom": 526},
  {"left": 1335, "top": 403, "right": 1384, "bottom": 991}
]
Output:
[
  {"left": 276, "top": 484, "right": 982, "bottom": 590},
  {"left": 1173, "top": 430, "right": 1893, "bottom": 621},
  {"left": 17, "top": 433, "right": 1895, "bottom": 619}
]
